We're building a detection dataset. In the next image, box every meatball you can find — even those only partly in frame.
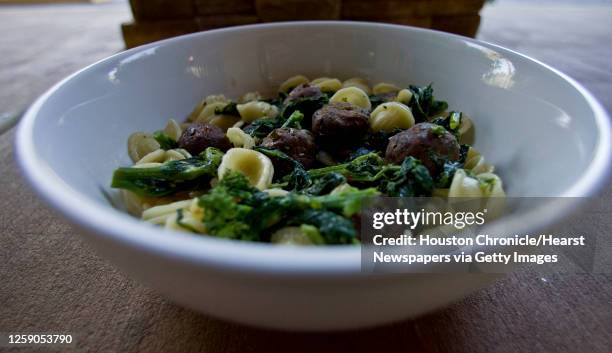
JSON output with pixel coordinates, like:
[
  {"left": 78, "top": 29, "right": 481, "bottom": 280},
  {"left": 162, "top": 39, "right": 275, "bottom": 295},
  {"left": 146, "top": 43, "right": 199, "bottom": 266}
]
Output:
[
  {"left": 261, "top": 128, "right": 316, "bottom": 175},
  {"left": 281, "top": 84, "right": 326, "bottom": 128},
  {"left": 312, "top": 102, "right": 370, "bottom": 148},
  {"left": 287, "top": 83, "right": 323, "bottom": 101},
  {"left": 178, "top": 122, "right": 231, "bottom": 154},
  {"left": 385, "top": 122, "right": 460, "bottom": 175}
]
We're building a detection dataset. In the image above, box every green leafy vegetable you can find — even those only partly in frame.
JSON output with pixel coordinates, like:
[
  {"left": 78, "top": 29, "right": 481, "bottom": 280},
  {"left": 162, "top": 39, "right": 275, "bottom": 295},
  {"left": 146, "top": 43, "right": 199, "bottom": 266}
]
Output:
[
  {"left": 214, "top": 102, "right": 240, "bottom": 116},
  {"left": 153, "top": 130, "right": 178, "bottom": 150},
  {"left": 378, "top": 157, "right": 434, "bottom": 197},
  {"left": 198, "top": 171, "right": 378, "bottom": 243},
  {"left": 111, "top": 147, "right": 223, "bottom": 197},
  {"left": 431, "top": 111, "right": 462, "bottom": 137},
  {"left": 436, "top": 161, "right": 462, "bottom": 189},
  {"left": 243, "top": 118, "right": 280, "bottom": 138},
  {"left": 362, "top": 128, "right": 403, "bottom": 153},
  {"left": 281, "top": 110, "right": 304, "bottom": 129},
  {"left": 280, "top": 93, "right": 329, "bottom": 126},
  {"left": 408, "top": 84, "right": 448, "bottom": 122},
  {"left": 288, "top": 209, "right": 357, "bottom": 244},
  {"left": 299, "top": 224, "right": 325, "bottom": 245},
  {"left": 303, "top": 172, "right": 346, "bottom": 195},
  {"left": 243, "top": 110, "right": 304, "bottom": 138}
]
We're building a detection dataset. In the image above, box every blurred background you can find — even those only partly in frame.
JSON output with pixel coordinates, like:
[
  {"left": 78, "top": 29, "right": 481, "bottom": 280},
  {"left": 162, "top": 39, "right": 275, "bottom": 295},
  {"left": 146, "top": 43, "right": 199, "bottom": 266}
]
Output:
[{"left": 1, "top": 0, "right": 611, "bottom": 134}]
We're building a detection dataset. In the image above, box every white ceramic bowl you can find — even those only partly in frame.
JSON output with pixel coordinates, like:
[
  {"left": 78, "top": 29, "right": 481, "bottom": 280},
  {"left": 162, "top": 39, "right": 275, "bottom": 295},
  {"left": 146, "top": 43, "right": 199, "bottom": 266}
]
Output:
[{"left": 16, "top": 22, "right": 611, "bottom": 330}]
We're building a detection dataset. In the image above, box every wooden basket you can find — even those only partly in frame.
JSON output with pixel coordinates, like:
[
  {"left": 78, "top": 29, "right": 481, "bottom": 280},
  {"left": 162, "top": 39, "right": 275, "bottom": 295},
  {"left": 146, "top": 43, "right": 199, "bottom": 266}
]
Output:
[{"left": 123, "top": 0, "right": 485, "bottom": 48}]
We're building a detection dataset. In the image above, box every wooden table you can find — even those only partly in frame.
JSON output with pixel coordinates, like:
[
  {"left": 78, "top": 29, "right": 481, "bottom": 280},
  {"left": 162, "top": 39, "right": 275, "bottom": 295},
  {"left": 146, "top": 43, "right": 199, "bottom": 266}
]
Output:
[{"left": 1, "top": 2, "right": 611, "bottom": 352}]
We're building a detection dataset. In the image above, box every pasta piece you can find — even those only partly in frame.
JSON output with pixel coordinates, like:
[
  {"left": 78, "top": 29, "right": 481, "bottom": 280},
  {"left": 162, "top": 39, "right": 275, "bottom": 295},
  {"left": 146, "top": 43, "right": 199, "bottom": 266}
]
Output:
[
  {"left": 263, "top": 188, "right": 290, "bottom": 197},
  {"left": 195, "top": 101, "right": 228, "bottom": 123},
  {"left": 369, "top": 102, "right": 415, "bottom": 132},
  {"left": 395, "top": 88, "right": 413, "bottom": 104},
  {"left": 164, "top": 209, "right": 206, "bottom": 233},
  {"left": 133, "top": 162, "right": 163, "bottom": 168},
  {"left": 208, "top": 115, "right": 241, "bottom": 131},
  {"left": 342, "top": 77, "right": 371, "bottom": 95},
  {"left": 226, "top": 127, "right": 256, "bottom": 149},
  {"left": 186, "top": 94, "right": 228, "bottom": 122},
  {"left": 121, "top": 190, "right": 147, "bottom": 216},
  {"left": 330, "top": 87, "right": 372, "bottom": 110},
  {"left": 127, "top": 132, "right": 161, "bottom": 163},
  {"left": 239, "top": 91, "right": 262, "bottom": 103},
  {"left": 163, "top": 118, "right": 182, "bottom": 141},
  {"left": 373, "top": 82, "right": 400, "bottom": 95},
  {"left": 135, "top": 149, "right": 166, "bottom": 164},
  {"left": 457, "top": 114, "right": 475, "bottom": 145},
  {"left": 330, "top": 183, "right": 358, "bottom": 195},
  {"left": 236, "top": 101, "right": 279, "bottom": 122},
  {"left": 135, "top": 148, "right": 191, "bottom": 165},
  {"left": 311, "top": 77, "right": 342, "bottom": 92},
  {"left": 448, "top": 169, "right": 505, "bottom": 197},
  {"left": 218, "top": 148, "right": 274, "bottom": 190},
  {"left": 279, "top": 74, "right": 309, "bottom": 93},
  {"left": 270, "top": 227, "right": 313, "bottom": 245},
  {"left": 464, "top": 147, "right": 494, "bottom": 174},
  {"left": 164, "top": 148, "right": 191, "bottom": 161},
  {"left": 143, "top": 199, "right": 193, "bottom": 224}
]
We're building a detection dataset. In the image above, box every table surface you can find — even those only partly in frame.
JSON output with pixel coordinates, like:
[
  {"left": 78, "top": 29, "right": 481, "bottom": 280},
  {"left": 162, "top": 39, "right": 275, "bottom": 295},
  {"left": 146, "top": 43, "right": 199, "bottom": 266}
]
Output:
[{"left": 1, "top": 2, "right": 612, "bottom": 352}]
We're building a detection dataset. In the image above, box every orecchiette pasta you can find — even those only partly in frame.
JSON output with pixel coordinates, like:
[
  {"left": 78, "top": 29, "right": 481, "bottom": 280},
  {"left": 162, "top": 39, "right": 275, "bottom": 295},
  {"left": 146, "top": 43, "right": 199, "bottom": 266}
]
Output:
[
  {"left": 311, "top": 77, "right": 342, "bottom": 92},
  {"left": 218, "top": 148, "right": 274, "bottom": 190},
  {"left": 330, "top": 87, "right": 372, "bottom": 110},
  {"left": 135, "top": 148, "right": 191, "bottom": 165},
  {"left": 196, "top": 101, "right": 228, "bottom": 123},
  {"left": 236, "top": 101, "right": 279, "bottom": 122},
  {"left": 373, "top": 82, "right": 400, "bottom": 95},
  {"left": 208, "top": 114, "right": 241, "bottom": 131},
  {"left": 238, "top": 91, "right": 262, "bottom": 103},
  {"left": 142, "top": 199, "right": 193, "bottom": 224},
  {"left": 279, "top": 74, "right": 309, "bottom": 93},
  {"left": 369, "top": 102, "right": 415, "bottom": 132},
  {"left": 270, "top": 226, "right": 313, "bottom": 245},
  {"left": 162, "top": 118, "right": 182, "bottom": 141},
  {"left": 342, "top": 77, "right": 371, "bottom": 95},
  {"left": 395, "top": 88, "right": 413, "bottom": 104},
  {"left": 457, "top": 114, "right": 475, "bottom": 145},
  {"left": 121, "top": 190, "right": 176, "bottom": 216},
  {"left": 464, "top": 147, "right": 494, "bottom": 174},
  {"left": 448, "top": 169, "right": 505, "bottom": 197},
  {"left": 127, "top": 132, "right": 161, "bottom": 163},
  {"left": 186, "top": 94, "right": 228, "bottom": 122},
  {"left": 226, "top": 127, "right": 256, "bottom": 149},
  {"left": 263, "top": 188, "right": 290, "bottom": 197},
  {"left": 164, "top": 208, "right": 206, "bottom": 233}
]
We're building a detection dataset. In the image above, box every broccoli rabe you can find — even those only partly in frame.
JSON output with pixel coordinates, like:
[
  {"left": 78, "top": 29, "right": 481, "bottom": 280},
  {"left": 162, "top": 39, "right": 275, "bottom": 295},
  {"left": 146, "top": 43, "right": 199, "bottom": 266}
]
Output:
[
  {"left": 431, "top": 111, "right": 462, "bottom": 137},
  {"left": 153, "top": 130, "right": 178, "bottom": 150},
  {"left": 111, "top": 147, "right": 223, "bottom": 197},
  {"left": 243, "top": 110, "right": 303, "bottom": 138},
  {"left": 295, "top": 152, "right": 434, "bottom": 197},
  {"left": 198, "top": 171, "right": 378, "bottom": 243},
  {"left": 408, "top": 84, "right": 448, "bottom": 122}
]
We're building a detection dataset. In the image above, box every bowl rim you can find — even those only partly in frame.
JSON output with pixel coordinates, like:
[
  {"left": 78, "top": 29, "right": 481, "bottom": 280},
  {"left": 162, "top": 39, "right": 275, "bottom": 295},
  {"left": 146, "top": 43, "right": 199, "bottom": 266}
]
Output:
[{"left": 15, "top": 21, "right": 612, "bottom": 276}]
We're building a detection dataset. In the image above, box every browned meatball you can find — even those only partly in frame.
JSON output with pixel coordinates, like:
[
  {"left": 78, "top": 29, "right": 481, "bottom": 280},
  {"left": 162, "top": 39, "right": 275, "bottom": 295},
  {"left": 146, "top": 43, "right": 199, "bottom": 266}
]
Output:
[
  {"left": 286, "top": 83, "right": 323, "bottom": 101},
  {"left": 178, "top": 122, "right": 231, "bottom": 154},
  {"left": 281, "top": 84, "right": 326, "bottom": 129},
  {"left": 311, "top": 102, "right": 370, "bottom": 148},
  {"left": 385, "top": 123, "right": 460, "bottom": 175},
  {"left": 261, "top": 128, "right": 316, "bottom": 175}
]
